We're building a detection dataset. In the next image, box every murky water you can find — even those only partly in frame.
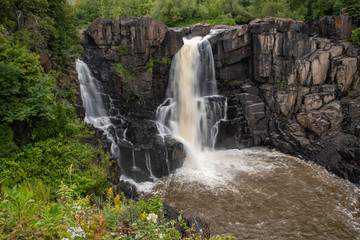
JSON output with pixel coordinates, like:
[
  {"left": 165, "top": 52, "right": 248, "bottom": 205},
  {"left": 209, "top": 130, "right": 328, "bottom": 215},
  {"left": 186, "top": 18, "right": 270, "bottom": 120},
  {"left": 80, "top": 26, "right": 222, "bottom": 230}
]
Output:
[{"left": 153, "top": 147, "right": 360, "bottom": 239}]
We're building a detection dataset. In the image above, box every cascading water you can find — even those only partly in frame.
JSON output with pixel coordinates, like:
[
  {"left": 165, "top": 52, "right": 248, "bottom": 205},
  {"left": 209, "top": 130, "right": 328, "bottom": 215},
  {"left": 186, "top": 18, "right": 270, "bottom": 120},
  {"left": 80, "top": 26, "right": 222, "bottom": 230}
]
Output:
[
  {"left": 152, "top": 35, "right": 360, "bottom": 238},
  {"left": 76, "top": 59, "right": 120, "bottom": 156},
  {"left": 156, "top": 37, "right": 226, "bottom": 163},
  {"left": 77, "top": 33, "right": 360, "bottom": 239}
]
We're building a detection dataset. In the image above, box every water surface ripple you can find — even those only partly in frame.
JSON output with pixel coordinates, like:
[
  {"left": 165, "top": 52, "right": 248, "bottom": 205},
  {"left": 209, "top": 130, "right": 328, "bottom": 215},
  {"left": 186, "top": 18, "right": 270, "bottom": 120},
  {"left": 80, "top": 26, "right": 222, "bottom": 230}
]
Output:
[{"left": 154, "top": 147, "right": 360, "bottom": 239}]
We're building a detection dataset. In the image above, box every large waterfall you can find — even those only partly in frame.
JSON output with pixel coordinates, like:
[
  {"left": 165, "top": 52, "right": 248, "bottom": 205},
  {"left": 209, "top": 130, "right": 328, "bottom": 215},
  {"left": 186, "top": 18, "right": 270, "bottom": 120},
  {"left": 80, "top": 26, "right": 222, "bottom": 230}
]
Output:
[
  {"left": 156, "top": 37, "right": 226, "bottom": 163},
  {"left": 77, "top": 34, "right": 360, "bottom": 239}
]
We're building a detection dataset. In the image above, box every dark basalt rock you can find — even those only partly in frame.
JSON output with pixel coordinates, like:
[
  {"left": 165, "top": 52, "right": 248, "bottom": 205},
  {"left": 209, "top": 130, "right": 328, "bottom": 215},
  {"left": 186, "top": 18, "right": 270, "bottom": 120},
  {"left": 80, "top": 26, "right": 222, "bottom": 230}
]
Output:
[
  {"left": 163, "top": 204, "right": 210, "bottom": 238},
  {"left": 209, "top": 17, "right": 360, "bottom": 184},
  {"left": 115, "top": 120, "right": 185, "bottom": 182},
  {"left": 81, "top": 16, "right": 360, "bottom": 186},
  {"left": 306, "top": 15, "right": 356, "bottom": 40}
]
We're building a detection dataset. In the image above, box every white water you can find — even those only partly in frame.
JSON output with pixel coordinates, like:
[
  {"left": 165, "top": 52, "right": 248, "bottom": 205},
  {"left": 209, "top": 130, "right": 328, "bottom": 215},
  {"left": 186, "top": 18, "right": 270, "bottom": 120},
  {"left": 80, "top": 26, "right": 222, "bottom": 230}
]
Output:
[
  {"left": 76, "top": 59, "right": 120, "bottom": 156},
  {"left": 156, "top": 37, "right": 226, "bottom": 168},
  {"left": 150, "top": 34, "right": 360, "bottom": 238},
  {"left": 77, "top": 35, "right": 360, "bottom": 238}
]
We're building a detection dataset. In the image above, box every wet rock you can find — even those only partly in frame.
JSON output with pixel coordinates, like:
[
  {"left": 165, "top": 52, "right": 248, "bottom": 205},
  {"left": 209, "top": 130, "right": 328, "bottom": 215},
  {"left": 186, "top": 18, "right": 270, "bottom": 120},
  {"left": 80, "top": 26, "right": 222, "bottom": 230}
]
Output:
[
  {"left": 81, "top": 16, "right": 360, "bottom": 186},
  {"left": 312, "top": 134, "right": 360, "bottom": 184},
  {"left": 117, "top": 180, "right": 141, "bottom": 200},
  {"left": 162, "top": 204, "right": 210, "bottom": 238},
  {"left": 81, "top": 16, "right": 184, "bottom": 120}
]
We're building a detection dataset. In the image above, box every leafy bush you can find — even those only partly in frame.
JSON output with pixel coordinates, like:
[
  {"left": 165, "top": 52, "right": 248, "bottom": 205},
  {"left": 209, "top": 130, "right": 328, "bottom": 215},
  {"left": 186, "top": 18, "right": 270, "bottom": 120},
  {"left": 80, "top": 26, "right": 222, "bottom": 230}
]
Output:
[
  {"left": 0, "top": 31, "right": 55, "bottom": 124},
  {"left": 151, "top": 0, "right": 198, "bottom": 26},
  {"left": 1, "top": 185, "right": 233, "bottom": 239},
  {"left": 31, "top": 103, "right": 77, "bottom": 141},
  {"left": 146, "top": 56, "right": 171, "bottom": 73},
  {"left": 0, "top": 124, "right": 18, "bottom": 158},
  {"left": 351, "top": 27, "right": 360, "bottom": 44},
  {"left": 0, "top": 137, "right": 110, "bottom": 197}
]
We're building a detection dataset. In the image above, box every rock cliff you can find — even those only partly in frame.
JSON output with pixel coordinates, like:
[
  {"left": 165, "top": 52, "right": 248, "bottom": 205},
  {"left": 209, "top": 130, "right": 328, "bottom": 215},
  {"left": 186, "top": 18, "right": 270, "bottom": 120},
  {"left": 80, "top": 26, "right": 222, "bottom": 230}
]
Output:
[
  {"left": 80, "top": 16, "right": 360, "bottom": 184},
  {"left": 211, "top": 17, "right": 360, "bottom": 184}
]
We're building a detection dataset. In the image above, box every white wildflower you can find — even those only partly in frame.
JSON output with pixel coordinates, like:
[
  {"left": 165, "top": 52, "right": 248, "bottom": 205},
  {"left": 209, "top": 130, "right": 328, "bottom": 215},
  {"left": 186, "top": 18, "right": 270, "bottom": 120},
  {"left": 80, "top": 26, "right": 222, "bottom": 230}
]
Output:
[
  {"left": 146, "top": 213, "right": 158, "bottom": 223},
  {"left": 67, "top": 226, "right": 86, "bottom": 239}
]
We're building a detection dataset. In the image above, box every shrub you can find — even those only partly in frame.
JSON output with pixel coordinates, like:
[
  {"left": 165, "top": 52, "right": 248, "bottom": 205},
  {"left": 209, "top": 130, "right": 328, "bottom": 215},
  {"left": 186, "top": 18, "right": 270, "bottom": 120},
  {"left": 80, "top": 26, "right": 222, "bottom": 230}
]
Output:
[
  {"left": 0, "top": 138, "right": 110, "bottom": 197},
  {"left": 351, "top": 27, "right": 360, "bottom": 45}
]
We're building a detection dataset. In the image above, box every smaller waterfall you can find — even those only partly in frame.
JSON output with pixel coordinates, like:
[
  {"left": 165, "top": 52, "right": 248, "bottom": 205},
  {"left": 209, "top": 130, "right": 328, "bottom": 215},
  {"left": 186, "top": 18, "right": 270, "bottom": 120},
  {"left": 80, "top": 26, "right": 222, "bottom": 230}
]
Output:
[
  {"left": 76, "top": 59, "right": 112, "bottom": 128},
  {"left": 76, "top": 59, "right": 120, "bottom": 157}
]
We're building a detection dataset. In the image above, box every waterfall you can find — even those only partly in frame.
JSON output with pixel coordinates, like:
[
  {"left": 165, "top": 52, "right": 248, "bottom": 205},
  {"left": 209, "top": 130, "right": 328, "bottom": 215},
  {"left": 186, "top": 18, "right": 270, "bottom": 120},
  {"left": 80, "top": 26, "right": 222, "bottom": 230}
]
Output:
[
  {"left": 76, "top": 59, "right": 111, "bottom": 128},
  {"left": 76, "top": 59, "right": 120, "bottom": 156},
  {"left": 156, "top": 36, "right": 227, "bottom": 162}
]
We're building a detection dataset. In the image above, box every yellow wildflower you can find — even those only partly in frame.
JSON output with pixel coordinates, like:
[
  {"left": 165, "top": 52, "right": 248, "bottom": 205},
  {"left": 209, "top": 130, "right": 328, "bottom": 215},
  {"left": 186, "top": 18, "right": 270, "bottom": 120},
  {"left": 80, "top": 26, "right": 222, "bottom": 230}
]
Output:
[
  {"left": 140, "top": 211, "right": 146, "bottom": 219},
  {"left": 107, "top": 187, "right": 113, "bottom": 198},
  {"left": 114, "top": 194, "right": 121, "bottom": 204}
]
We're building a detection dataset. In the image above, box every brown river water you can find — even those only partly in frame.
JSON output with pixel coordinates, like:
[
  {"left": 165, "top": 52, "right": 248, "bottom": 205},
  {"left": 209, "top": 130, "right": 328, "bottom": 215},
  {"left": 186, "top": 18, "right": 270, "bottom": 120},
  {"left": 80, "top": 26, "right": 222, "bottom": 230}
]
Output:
[{"left": 150, "top": 147, "right": 360, "bottom": 239}]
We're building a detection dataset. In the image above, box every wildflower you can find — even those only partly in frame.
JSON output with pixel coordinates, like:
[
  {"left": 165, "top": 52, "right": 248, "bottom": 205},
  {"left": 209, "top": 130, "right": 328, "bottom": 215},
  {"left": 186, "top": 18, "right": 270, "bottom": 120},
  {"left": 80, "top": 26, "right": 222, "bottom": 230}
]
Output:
[
  {"left": 146, "top": 213, "right": 158, "bottom": 223},
  {"left": 107, "top": 187, "right": 113, "bottom": 199},
  {"left": 66, "top": 227, "right": 86, "bottom": 239},
  {"left": 140, "top": 211, "right": 146, "bottom": 219},
  {"left": 115, "top": 204, "right": 119, "bottom": 211},
  {"left": 121, "top": 206, "right": 124, "bottom": 211},
  {"left": 114, "top": 194, "right": 121, "bottom": 204},
  {"left": 85, "top": 195, "right": 89, "bottom": 200}
]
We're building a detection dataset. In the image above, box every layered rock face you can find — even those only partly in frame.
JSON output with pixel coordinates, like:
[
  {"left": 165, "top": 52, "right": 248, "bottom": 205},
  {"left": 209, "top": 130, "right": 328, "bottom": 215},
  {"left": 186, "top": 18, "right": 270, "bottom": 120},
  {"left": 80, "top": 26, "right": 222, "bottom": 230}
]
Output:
[
  {"left": 211, "top": 17, "right": 360, "bottom": 184},
  {"left": 81, "top": 17, "right": 185, "bottom": 182},
  {"left": 80, "top": 16, "right": 360, "bottom": 184}
]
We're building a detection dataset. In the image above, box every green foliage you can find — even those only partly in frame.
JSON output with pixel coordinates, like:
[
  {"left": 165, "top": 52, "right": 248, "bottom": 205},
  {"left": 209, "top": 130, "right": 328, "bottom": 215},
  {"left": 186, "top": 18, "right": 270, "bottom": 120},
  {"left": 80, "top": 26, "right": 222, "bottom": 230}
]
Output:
[
  {"left": 0, "top": 137, "right": 110, "bottom": 197},
  {"left": 210, "top": 0, "right": 224, "bottom": 19},
  {"left": 116, "top": 44, "right": 128, "bottom": 56},
  {"left": 73, "top": 0, "right": 102, "bottom": 29},
  {"left": 114, "top": 62, "right": 135, "bottom": 82},
  {"left": 0, "top": 32, "right": 55, "bottom": 124},
  {"left": 343, "top": 0, "right": 360, "bottom": 23},
  {"left": 146, "top": 56, "right": 171, "bottom": 73},
  {"left": 151, "top": 0, "right": 198, "bottom": 26},
  {"left": 0, "top": 124, "right": 18, "bottom": 158},
  {"left": 0, "top": 184, "right": 236, "bottom": 239},
  {"left": 138, "top": 194, "right": 163, "bottom": 214},
  {"left": 351, "top": 27, "right": 360, "bottom": 44},
  {"left": 72, "top": 0, "right": 154, "bottom": 28},
  {"left": 0, "top": 0, "right": 81, "bottom": 68},
  {"left": 309, "top": 0, "right": 343, "bottom": 19},
  {"left": 1, "top": 186, "right": 38, "bottom": 225},
  {"left": 31, "top": 103, "right": 76, "bottom": 141}
]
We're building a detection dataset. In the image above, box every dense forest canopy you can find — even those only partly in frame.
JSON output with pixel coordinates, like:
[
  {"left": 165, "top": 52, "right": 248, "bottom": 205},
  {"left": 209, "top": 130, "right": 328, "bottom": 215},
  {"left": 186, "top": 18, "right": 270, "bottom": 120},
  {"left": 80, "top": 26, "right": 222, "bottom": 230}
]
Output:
[{"left": 70, "top": 0, "right": 360, "bottom": 28}]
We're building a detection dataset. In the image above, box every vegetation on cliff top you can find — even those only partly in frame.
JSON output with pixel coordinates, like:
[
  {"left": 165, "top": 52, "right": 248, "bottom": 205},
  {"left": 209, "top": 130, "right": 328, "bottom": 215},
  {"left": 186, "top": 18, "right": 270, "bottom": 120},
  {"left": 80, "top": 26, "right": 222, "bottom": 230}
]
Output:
[
  {"left": 71, "top": 0, "right": 360, "bottom": 43},
  {"left": 71, "top": 0, "right": 360, "bottom": 28}
]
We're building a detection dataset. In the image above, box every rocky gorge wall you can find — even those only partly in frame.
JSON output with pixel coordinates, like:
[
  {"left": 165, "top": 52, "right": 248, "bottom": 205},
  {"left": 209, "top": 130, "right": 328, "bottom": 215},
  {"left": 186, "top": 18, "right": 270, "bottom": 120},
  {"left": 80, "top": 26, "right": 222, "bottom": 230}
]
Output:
[{"left": 80, "top": 16, "right": 360, "bottom": 184}]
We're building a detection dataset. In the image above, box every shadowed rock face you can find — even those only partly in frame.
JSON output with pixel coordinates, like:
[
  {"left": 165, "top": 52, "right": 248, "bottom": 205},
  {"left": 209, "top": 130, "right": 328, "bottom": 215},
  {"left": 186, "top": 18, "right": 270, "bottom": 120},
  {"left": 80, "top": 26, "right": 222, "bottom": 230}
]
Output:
[
  {"left": 210, "top": 17, "right": 359, "bottom": 184},
  {"left": 80, "top": 16, "right": 360, "bottom": 184}
]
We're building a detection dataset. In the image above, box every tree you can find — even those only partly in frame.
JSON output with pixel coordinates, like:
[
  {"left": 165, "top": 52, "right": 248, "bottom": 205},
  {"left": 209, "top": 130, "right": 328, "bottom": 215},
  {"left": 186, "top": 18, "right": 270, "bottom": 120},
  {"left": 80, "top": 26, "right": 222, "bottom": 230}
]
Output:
[
  {"left": 0, "top": 29, "right": 54, "bottom": 124},
  {"left": 151, "top": 0, "right": 197, "bottom": 26},
  {"left": 73, "top": 0, "right": 102, "bottom": 29}
]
